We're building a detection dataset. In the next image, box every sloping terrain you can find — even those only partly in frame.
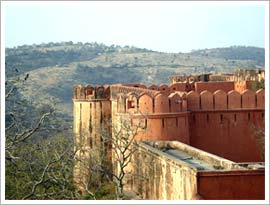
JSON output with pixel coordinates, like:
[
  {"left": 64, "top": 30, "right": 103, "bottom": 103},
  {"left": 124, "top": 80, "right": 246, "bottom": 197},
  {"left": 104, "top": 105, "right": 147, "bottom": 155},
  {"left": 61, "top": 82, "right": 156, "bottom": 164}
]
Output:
[{"left": 5, "top": 42, "right": 265, "bottom": 128}]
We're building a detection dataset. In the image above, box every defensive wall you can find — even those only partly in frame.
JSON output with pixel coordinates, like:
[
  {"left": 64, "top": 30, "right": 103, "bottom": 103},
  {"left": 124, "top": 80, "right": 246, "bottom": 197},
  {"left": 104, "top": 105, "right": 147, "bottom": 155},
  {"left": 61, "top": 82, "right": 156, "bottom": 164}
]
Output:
[
  {"left": 73, "top": 82, "right": 264, "bottom": 162},
  {"left": 73, "top": 85, "right": 112, "bottom": 190},
  {"left": 128, "top": 141, "right": 264, "bottom": 200},
  {"left": 109, "top": 83, "right": 264, "bottom": 162},
  {"left": 73, "top": 80, "right": 265, "bottom": 199}
]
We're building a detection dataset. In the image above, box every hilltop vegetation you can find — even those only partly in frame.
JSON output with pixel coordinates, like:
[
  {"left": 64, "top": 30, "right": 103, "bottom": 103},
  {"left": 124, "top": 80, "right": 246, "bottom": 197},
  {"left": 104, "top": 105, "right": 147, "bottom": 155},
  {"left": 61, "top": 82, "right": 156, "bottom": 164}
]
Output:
[{"left": 190, "top": 46, "right": 264, "bottom": 65}]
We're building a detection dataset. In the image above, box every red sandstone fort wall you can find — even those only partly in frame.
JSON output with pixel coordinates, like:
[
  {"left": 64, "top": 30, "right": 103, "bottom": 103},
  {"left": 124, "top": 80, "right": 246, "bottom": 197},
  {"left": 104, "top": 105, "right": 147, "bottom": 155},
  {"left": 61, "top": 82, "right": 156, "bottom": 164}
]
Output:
[
  {"left": 197, "top": 170, "right": 265, "bottom": 199},
  {"left": 115, "top": 90, "right": 190, "bottom": 144},
  {"left": 74, "top": 84, "right": 265, "bottom": 163},
  {"left": 186, "top": 89, "right": 264, "bottom": 162},
  {"left": 112, "top": 85, "right": 264, "bottom": 162},
  {"left": 194, "top": 81, "right": 235, "bottom": 93}
]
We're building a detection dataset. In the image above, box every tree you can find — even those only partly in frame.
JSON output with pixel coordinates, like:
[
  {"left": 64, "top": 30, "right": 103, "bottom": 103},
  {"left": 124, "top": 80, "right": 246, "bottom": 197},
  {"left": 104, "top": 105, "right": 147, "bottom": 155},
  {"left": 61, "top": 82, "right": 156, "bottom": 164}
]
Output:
[
  {"left": 100, "top": 116, "right": 144, "bottom": 199},
  {"left": 75, "top": 115, "right": 145, "bottom": 200},
  {"left": 5, "top": 71, "right": 79, "bottom": 199}
]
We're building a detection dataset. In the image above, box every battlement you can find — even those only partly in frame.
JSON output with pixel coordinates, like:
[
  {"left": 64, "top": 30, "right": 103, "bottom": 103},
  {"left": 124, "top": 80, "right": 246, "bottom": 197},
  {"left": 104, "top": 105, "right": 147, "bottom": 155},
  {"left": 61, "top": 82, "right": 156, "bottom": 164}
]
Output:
[
  {"left": 186, "top": 88, "right": 264, "bottom": 111},
  {"left": 170, "top": 73, "right": 211, "bottom": 84},
  {"left": 73, "top": 84, "right": 110, "bottom": 100},
  {"left": 111, "top": 83, "right": 264, "bottom": 114},
  {"left": 194, "top": 81, "right": 235, "bottom": 93},
  {"left": 115, "top": 91, "right": 188, "bottom": 114}
]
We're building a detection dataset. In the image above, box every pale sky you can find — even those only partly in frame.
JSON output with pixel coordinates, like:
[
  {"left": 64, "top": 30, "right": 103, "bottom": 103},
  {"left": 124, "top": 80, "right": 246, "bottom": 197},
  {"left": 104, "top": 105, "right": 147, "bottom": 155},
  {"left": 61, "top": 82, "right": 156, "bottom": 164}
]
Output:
[{"left": 3, "top": 1, "right": 266, "bottom": 53}]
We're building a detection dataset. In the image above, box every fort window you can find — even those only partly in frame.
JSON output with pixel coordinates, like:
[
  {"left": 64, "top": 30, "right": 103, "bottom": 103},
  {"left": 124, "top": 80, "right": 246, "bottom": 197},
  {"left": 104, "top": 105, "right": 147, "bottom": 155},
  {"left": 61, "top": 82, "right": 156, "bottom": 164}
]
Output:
[
  {"left": 234, "top": 114, "right": 237, "bottom": 122},
  {"left": 220, "top": 114, "right": 223, "bottom": 124},
  {"left": 127, "top": 100, "right": 135, "bottom": 109},
  {"left": 90, "top": 136, "right": 93, "bottom": 148},
  {"left": 176, "top": 117, "right": 178, "bottom": 127},
  {"left": 248, "top": 113, "right": 251, "bottom": 121},
  {"left": 193, "top": 115, "right": 196, "bottom": 123},
  {"left": 162, "top": 118, "right": 165, "bottom": 128},
  {"left": 100, "top": 112, "right": 103, "bottom": 123},
  {"left": 86, "top": 89, "right": 93, "bottom": 95},
  {"left": 262, "top": 113, "right": 264, "bottom": 119},
  {"left": 206, "top": 114, "right": 209, "bottom": 123},
  {"left": 89, "top": 116, "right": 92, "bottom": 133},
  {"left": 145, "top": 119, "right": 148, "bottom": 129}
]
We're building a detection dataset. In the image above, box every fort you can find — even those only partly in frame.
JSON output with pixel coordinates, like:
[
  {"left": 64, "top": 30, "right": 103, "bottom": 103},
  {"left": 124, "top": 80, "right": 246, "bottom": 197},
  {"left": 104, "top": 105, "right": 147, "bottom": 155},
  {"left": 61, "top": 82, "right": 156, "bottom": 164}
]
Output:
[{"left": 73, "top": 70, "right": 265, "bottom": 200}]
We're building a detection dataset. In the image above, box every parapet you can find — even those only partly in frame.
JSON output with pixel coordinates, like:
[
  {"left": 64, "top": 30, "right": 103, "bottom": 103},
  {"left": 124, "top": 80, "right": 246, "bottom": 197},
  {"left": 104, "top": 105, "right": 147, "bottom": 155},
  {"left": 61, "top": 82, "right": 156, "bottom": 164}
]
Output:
[
  {"left": 169, "top": 74, "right": 211, "bottom": 84},
  {"left": 73, "top": 84, "right": 110, "bottom": 100},
  {"left": 111, "top": 83, "right": 193, "bottom": 101},
  {"left": 115, "top": 90, "right": 188, "bottom": 114},
  {"left": 194, "top": 81, "right": 235, "bottom": 93},
  {"left": 186, "top": 88, "right": 264, "bottom": 111}
]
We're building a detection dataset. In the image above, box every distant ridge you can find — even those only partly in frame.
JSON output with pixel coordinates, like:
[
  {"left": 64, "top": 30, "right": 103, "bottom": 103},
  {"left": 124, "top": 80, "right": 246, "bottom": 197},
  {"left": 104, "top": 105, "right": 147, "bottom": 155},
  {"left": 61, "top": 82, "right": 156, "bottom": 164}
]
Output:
[{"left": 5, "top": 41, "right": 265, "bottom": 132}]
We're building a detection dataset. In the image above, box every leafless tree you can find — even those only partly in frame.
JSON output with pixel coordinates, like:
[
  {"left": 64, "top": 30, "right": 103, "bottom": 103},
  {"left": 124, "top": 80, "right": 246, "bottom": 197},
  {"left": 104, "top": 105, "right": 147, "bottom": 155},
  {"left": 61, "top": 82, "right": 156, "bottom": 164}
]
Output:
[
  {"left": 99, "top": 116, "right": 145, "bottom": 199},
  {"left": 5, "top": 72, "right": 79, "bottom": 200}
]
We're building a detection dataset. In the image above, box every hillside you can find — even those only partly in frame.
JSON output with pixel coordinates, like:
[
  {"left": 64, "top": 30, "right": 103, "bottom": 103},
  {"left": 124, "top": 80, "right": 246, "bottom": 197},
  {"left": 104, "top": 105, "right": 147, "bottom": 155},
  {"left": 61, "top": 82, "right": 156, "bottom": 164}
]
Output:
[{"left": 5, "top": 42, "right": 265, "bottom": 130}]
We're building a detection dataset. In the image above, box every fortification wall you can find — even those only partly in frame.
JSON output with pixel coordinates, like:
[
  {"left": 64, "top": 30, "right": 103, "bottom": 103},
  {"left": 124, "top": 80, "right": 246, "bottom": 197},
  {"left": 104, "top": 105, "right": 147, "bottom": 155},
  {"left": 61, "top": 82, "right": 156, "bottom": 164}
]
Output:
[
  {"left": 73, "top": 85, "right": 112, "bottom": 191},
  {"left": 187, "top": 89, "right": 265, "bottom": 162},
  {"left": 128, "top": 142, "right": 264, "bottom": 200},
  {"left": 186, "top": 89, "right": 264, "bottom": 111},
  {"left": 197, "top": 170, "right": 265, "bottom": 199},
  {"left": 113, "top": 90, "right": 190, "bottom": 143},
  {"left": 115, "top": 91, "right": 187, "bottom": 114},
  {"left": 194, "top": 81, "right": 235, "bottom": 93},
  {"left": 73, "top": 84, "right": 110, "bottom": 100},
  {"left": 129, "top": 142, "right": 198, "bottom": 200}
]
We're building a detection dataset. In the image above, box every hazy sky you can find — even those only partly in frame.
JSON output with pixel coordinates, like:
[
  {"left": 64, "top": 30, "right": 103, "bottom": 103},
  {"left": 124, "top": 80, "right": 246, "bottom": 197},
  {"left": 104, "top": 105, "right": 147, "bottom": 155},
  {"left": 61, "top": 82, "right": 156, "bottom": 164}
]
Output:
[{"left": 3, "top": 1, "right": 266, "bottom": 53}]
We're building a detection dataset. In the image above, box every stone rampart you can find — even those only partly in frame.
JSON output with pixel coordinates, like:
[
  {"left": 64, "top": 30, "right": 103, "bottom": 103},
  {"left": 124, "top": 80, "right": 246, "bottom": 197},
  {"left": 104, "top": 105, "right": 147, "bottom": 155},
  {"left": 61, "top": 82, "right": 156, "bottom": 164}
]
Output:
[
  {"left": 187, "top": 89, "right": 264, "bottom": 111},
  {"left": 73, "top": 84, "right": 110, "bottom": 100}
]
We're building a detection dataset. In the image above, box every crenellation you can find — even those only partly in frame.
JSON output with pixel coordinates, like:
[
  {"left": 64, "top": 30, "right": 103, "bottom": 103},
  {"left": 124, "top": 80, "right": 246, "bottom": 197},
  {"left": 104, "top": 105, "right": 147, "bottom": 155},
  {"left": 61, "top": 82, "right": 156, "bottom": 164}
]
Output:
[
  {"left": 168, "top": 93, "right": 182, "bottom": 112},
  {"left": 187, "top": 91, "right": 200, "bottom": 111},
  {"left": 214, "top": 90, "right": 227, "bottom": 110},
  {"left": 138, "top": 93, "right": 154, "bottom": 114},
  {"left": 148, "top": 84, "right": 159, "bottom": 91},
  {"left": 154, "top": 93, "right": 170, "bottom": 113},
  {"left": 200, "top": 90, "right": 214, "bottom": 110},
  {"left": 241, "top": 89, "right": 256, "bottom": 109},
  {"left": 256, "top": 89, "right": 265, "bottom": 109},
  {"left": 228, "top": 90, "right": 241, "bottom": 109}
]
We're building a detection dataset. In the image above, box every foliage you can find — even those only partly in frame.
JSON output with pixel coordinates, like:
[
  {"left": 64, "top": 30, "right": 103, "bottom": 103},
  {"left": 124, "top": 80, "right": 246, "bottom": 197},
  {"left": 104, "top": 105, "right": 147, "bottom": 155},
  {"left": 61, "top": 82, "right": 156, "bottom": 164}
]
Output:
[
  {"left": 6, "top": 136, "right": 78, "bottom": 200},
  {"left": 99, "top": 117, "right": 144, "bottom": 199},
  {"left": 251, "top": 117, "right": 265, "bottom": 160},
  {"left": 191, "top": 46, "right": 265, "bottom": 66},
  {"left": 5, "top": 72, "right": 78, "bottom": 200}
]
